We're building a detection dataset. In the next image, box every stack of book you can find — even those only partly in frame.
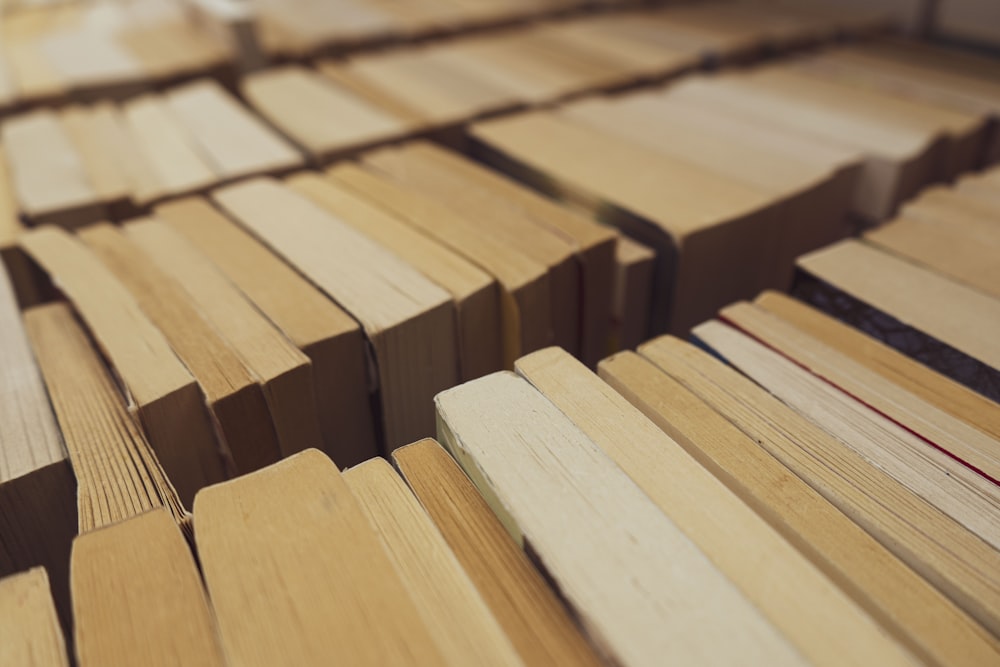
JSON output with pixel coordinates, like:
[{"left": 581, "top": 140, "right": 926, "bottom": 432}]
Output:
[
  {"left": 1, "top": 1, "right": 999, "bottom": 665},
  {"left": 5, "top": 290, "right": 999, "bottom": 665}
]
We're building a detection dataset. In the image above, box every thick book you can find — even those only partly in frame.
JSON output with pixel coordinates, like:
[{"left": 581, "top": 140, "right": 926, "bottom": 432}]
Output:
[
  {"left": 661, "top": 73, "right": 943, "bottom": 223},
  {"left": 612, "top": 236, "right": 656, "bottom": 351},
  {"left": 1, "top": 110, "right": 107, "bottom": 227},
  {"left": 325, "top": 49, "right": 521, "bottom": 129},
  {"left": 867, "top": 188, "right": 1000, "bottom": 299}
]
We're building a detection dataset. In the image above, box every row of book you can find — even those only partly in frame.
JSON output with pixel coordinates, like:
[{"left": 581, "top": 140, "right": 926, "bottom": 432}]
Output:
[
  {"left": 2, "top": 26, "right": 999, "bottom": 634},
  {"left": 0, "top": 1, "right": 900, "bottom": 238},
  {"left": 5, "top": 33, "right": 999, "bottom": 303},
  {"left": 4, "top": 276, "right": 999, "bottom": 665},
  {"left": 0, "top": 0, "right": 890, "bottom": 116},
  {"left": 0, "top": 0, "right": 616, "bottom": 112},
  {"left": 469, "top": 37, "right": 1000, "bottom": 334}
]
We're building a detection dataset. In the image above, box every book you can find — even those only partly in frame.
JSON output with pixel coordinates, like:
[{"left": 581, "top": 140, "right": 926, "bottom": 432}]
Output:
[
  {"left": 602, "top": 337, "right": 1000, "bottom": 667},
  {"left": 59, "top": 105, "right": 133, "bottom": 220},
  {"left": 249, "top": 0, "right": 395, "bottom": 58},
  {"left": 37, "top": 25, "right": 145, "bottom": 101},
  {"left": 115, "top": 17, "right": 229, "bottom": 83},
  {"left": 854, "top": 37, "right": 1000, "bottom": 99},
  {"left": 120, "top": 93, "right": 219, "bottom": 199},
  {"left": 343, "top": 457, "right": 523, "bottom": 666},
  {"left": 78, "top": 222, "right": 282, "bottom": 474},
  {"left": 155, "top": 196, "right": 378, "bottom": 466},
  {"left": 1, "top": 110, "right": 106, "bottom": 228},
  {"left": 212, "top": 177, "right": 459, "bottom": 450},
  {"left": 612, "top": 236, "right": 655, "bottom": 351},
  {"left": 327, "top": 48, "right": 521, "bottom": 129},
  {"left": 71, "top": 509, "right": 226, "bottom": 667},
  {"left": 0, "top": 268, "right": 75, "bottom": 636},
  {"left": 329, "top": 161, "right": 550, "bottom": 368},
  {"left": 240, "top": 65, "right": 416, "bottom": 162},
  {"left": 639, "top": 7, "right": 762, "bottom": 63},
  {"left": 0, "top": 567, "right": 68, "bottom": 667},
  {"left": 123, "top": 216, "right": 324, "bottom": 459},
  {"left": 161, "top": 78, "right": 303, "bottom": 181},
  {"left": 691, "top": 317, "right": 1000, "bottom": 636},
  {"left": 392, "top": 439, "right": 603, "bottom": 667},
  {"left": 517, "top": 347, "right": 915, "bottom": 667},
  {"left": 93, "top": 102, "right": 167, "bottom": 209},
  {"left": 436, "top": 371, "right": 805, "bottom": 666},
  {"left": 185, "top": 0, "right": 264, "bottom": 71},
  {"left": 19, "top": 226, "right": 224, "bottom": 503},
  {"left": 24, "top": 302, "right": 187, "bottom": 531},
  {"left": 193, "top": 449, "right": 446, "bottom": 666},
  {"left": 287, "top": 171, "right": 503, "bottom": 381}
]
